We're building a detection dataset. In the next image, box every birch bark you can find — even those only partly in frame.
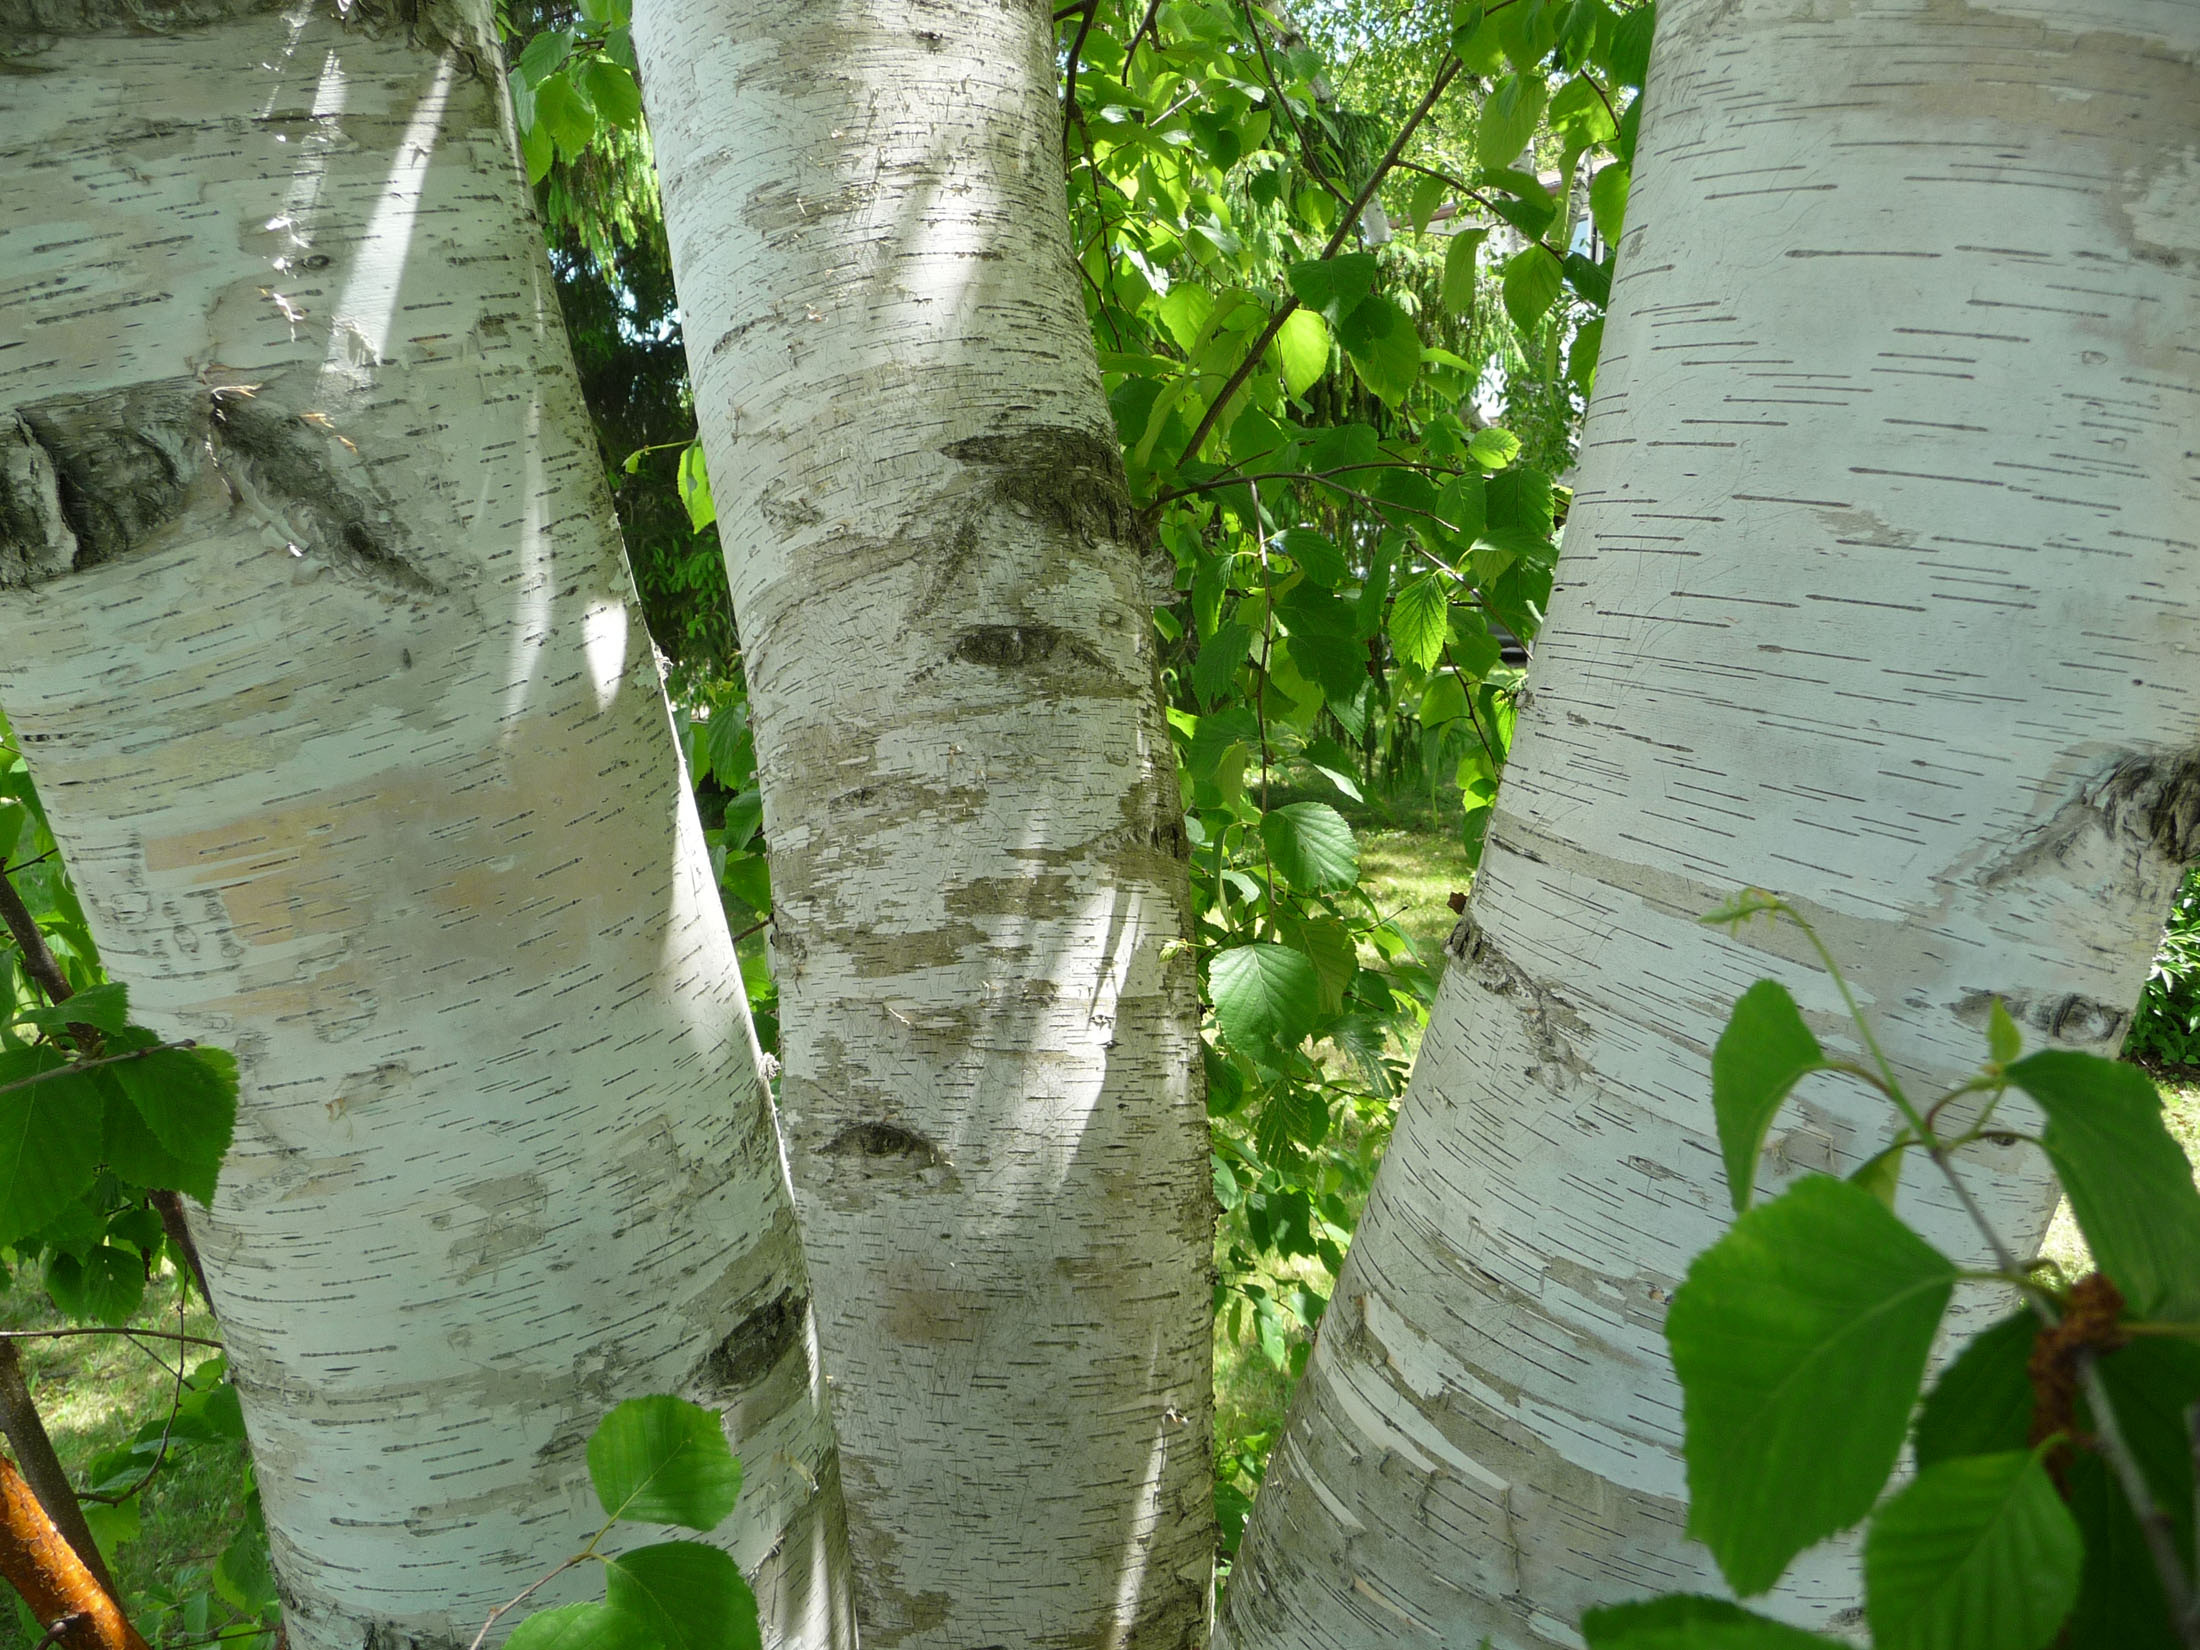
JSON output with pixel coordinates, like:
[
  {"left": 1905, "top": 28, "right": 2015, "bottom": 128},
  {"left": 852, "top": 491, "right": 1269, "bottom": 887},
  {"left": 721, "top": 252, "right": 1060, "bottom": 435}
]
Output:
[
  {"left": 629, "top": 2, "right": 1215, "bottom": 1644},
  {"left": 0, "top": 6, "right": 851, "bottom": 1645},
  {"left": 1218, "top": 2, "right": 2200, "bottom": 1644}
]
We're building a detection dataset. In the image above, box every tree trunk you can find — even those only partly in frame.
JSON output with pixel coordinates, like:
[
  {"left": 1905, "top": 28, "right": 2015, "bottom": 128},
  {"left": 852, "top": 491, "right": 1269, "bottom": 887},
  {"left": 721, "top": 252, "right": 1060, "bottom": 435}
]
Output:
[
  {"left": 629, "top": 2, "right": 1215, "bottom": 1644},
  {"left": 1219, "top": 2, "right": 2200, "bottom": 1645},
  {"left": 0, "top": 6, "right": 852, "bottom": 1646}
]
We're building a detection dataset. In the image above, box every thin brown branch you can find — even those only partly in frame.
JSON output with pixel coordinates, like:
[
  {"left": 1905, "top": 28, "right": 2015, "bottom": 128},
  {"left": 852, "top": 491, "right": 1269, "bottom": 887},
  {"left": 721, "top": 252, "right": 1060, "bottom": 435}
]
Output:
[
  {"left": 1175, "top": 57, "right": 1461, "bottom": 467},
  {"left": 0, "top": 1041, "right": 199, "bottom": 1102}
]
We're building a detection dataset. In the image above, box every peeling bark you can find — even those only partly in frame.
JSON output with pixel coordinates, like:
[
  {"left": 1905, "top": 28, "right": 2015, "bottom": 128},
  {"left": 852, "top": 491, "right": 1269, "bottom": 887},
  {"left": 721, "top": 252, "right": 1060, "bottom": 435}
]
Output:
[
  {"left": 632, "top": 1, "right": 1215, "bottom": 1644},
  {"left": 1220, "top": 2, "right": 2200, "bottom": 1645},
  {"left": 0, "top": 7, "right": 850, "bottom": 1646}
]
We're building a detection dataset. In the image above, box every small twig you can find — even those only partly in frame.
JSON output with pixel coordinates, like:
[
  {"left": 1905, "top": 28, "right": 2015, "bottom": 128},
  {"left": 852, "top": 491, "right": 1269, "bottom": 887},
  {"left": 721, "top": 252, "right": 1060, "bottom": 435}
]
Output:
[
  {"left": 0, "top": 1042, "right": 200, "bottom": 1102},
  {"left": 2080, "top": 1352, "right": 2197, "bottom": 1638},
  {"left": 0, "top": 1329, "right": 223, "bottom": 1351},
  {"left": 1176, "top": 57, "right": 1462, "bottom": 466},
  {"left": 1120, "top": 0, "right": 1165, "bottom": 82}
]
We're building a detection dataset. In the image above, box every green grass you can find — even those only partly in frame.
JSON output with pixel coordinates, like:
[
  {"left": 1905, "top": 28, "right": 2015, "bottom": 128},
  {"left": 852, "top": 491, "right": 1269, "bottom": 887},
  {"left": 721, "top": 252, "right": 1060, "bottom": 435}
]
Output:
[{"left": 0, "top": 1276, "right": 254, "bottom": 1648}]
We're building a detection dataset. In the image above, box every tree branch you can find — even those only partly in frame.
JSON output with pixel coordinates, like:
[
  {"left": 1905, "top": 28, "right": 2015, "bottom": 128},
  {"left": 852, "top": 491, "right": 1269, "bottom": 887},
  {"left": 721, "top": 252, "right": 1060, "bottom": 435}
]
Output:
[
  {"left": 0, "top": 1453, "right": 147, "bottom": 1650},
  {"left": 1175, "top": 57, "right": 1461, "bottom": 468}
]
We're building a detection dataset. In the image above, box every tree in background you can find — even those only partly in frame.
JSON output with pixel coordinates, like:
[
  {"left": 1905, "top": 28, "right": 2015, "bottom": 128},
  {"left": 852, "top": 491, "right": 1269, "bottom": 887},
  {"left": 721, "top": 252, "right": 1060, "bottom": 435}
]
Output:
[
  {"left": 0, "top": 3, "right": 850, "bottom": 1644},
  {"left": 1219, "top": 1, "right": 2200, "bottom": 1643}
]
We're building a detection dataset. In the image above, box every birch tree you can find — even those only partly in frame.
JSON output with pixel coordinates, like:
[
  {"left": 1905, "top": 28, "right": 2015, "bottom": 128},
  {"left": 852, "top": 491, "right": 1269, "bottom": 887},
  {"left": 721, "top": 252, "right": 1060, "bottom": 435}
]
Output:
[
  {"left": 627, "top": 2, "right": 1218, "bottom": 1643},
  {"left": 1218, "top": 0, "right": 2200, "bottom": 1643},
  {"left": 0, "top": 5, "right": 852, "bottom": 1646}
]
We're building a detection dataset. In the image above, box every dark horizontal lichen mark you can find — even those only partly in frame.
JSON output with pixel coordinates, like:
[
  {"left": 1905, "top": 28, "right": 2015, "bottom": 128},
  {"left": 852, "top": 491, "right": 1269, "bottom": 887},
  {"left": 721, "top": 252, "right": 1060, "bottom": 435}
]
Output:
[
  {"left": 2, "top": 378, "right": 441, "bottom": 596},
  {"left": 942, "top": 426, "right": 1146, "bottom": 547},
  {"left": 820, "top": 1120, "right": 943, "bottom": 1167},
  {"left": 693, "top": 1289, "right": 808, "bottom": 1393}
]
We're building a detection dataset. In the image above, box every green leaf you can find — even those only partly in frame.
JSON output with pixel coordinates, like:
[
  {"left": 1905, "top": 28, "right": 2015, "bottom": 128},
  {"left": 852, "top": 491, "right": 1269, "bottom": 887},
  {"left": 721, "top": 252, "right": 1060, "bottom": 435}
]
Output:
[
  {"left": 579, "top": 59, "right": 643, "bottom": 131},
  {"left": 1604, "top": 1, "right": 1657, "bottom": 87},
  {"left": 1849, "top": 1144, "right": 1904, "bottom": 1208},
  {"left": 1864, "top": 1450, "right": 2080, "bottom": 1650},
  {"left": 1193, "top": 622, "right": 1252, "bottom": 709},
  {"left": 1276, "top": 911, "right": 1358, "bottom": 1017},
  {"left": 213, "top": 1522, "right": 279, "bottom": 1615},
  {"left": 32, "top": 983, "right": 128, "bottom": 1035},
  {"left": 504, "top": 1603, "right": 660, "bottom": 1650},
  {"left": 1211, "top": 944, "right": 1322, "bottom": 1055},
  {"left": 1276, "top": 529, "right": 1346, "bottom": 589},
  {"left": 99, "top": 1075, "right": 219, "bottom": 1204},
  {"left": 1476, "top": 73, "right": 1547, "bottom": 169},
  {"left": 1466, "top": 427, "right": 1520, "bottom": 469},
  {"left": 534, "top": 70, "right": 599, "bottom": 164},
  {"left": 1259, "top": 803, "right": 1358, "bottom": 892},
  {"left": 1441, "top": 229, "right": 1486, "bottom": 317},
  {"left": 108, "top": 1036, "right": 235, "bottom": 1170},
  {"left": 513, "top": 29, "right": 573, "bottom": 86},
  {"left": 1501, "top": 246, "right": 1565, "bottom": 333},
  {"left": 2006, "top": 1051, "right": 2200, "bottom": 1319},
  {"left": 1711, "top": 981, "right": 1828, "bottom": 1211},
  {"left": 522, "top": 120, "right": 555, "bottom": 186},
  {"left": 1913, "top": 1311, "right": 2036, "bottom": 1468},
  {"left": 1284, "top": 254, "right": 1380, "bottom": 320},
  {"left": 1388, "top": 574, "right": 1450, "bottom": 673},
  {"left": 677, "top": 441, "right": 716, "bottom": 532},
  {"left": 587, "top": 1395, "right": 743, "bottom": 1530},
  {"left": 1418, "top": 672, "right": 1467, "bottom": 731},
  {"left": 1406, "top": 171, "right": 1448, "bottom": 233},
  {"left": 44, "top": 1245, "right": 144, "bottom": 1327},
  {"left": 1271, "top": 307, "right": 1330, "bottom": 398},
  {"left": 1669, "top": 1175, "right": 1956, "bottom": 1595},
  {"left": 1582, "top": 1595, "right": 1833, "bottom": 1648},
  {"left": 0, "top": 1048, "right": 103, "bottom": 1246},
  {"left": 1338, "top": 295, "right": 1421, "bottom": 406},
  {"left": 1590, "top": 161, "right": 1631, "bottom": 245},
  {"left": 604, "top": 1542, "right": 762, "bottom": 1650}
]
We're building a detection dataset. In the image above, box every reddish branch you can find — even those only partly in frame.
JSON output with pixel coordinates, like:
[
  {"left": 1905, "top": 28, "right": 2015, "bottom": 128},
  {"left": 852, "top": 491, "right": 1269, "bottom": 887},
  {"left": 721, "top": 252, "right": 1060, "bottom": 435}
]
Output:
[
  {"left": 0, "top": 1454, "right": 147, "bottom": 1650},
  {"left": 2029, "top": 1271, "right": 2130, "bottom": 1486}
]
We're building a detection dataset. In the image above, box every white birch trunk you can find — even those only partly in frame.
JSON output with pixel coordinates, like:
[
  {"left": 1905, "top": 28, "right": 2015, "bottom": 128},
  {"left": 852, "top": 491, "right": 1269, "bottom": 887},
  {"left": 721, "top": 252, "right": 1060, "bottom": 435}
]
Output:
[
  {"left": 629, "top": 3, "right": 1215, "bottom": 1644},
  {"left": 1218, "top": 2, "right": 2200, "bottom": 1644},
  {"left": 0, "top": 7, "right": 853, "bottom": 1645}
]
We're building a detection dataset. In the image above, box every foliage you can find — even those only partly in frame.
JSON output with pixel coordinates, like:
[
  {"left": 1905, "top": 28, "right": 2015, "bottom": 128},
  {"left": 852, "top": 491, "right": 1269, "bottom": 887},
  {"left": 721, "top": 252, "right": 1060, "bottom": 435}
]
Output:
[
  {"left": 2127, "top": 867, "right": 2200, "bottom": 1069},
  {"left": 0, "top": 715, "right": 272, "bottom": 1645},
  {"left": 487, "top": 1396, "right": 760, "bottom": 1650},
  {"left": 1586, "top": 891, "right": 2200, "bottom": 1650}
]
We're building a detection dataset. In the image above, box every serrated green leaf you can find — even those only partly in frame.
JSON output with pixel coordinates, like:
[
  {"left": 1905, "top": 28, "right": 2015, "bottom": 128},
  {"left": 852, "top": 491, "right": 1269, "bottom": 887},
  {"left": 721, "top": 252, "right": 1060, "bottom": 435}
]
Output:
[
  {"left": 1604, "top": 1, "right": 1656, "bottom": 87},
  {"left": 604, "top": 1542, "right": 762, "bottom": 1650},
  {"left": 1590, "top": 161, "right": 1631, "bottom": 245},
  {"left": 1441, "top": 229, "right": 1486, "bottom": 316},
  {"left": 1276, "top": 528, "right": 1346, "bottom": 589},
  {"left": 1987, "top": 999, "right": 2022, "bottom": 1065},
  {"left": 534, "top": 70, "right": 598, "bottom": 163},
  {"left": 504, "top": 1603, "right": 660, "bottom": 1650},
  {"left": 31, "top": 983, "right": 128, "bottom": 1035},
  {"left": 1275, "top": 911, "right": 1358, "bottom": 1017},
  {"left": 1338, "top": 295, "right": 1421, "bottom": 406},
  {"left": 1270, "top": 307, "right": 1329, "bottom": 398},
  {"left": 1418, "top": 672, "right": 1467, "bottom": 731},
  {"left": 579, "top": 59, "right": 642, "bottom": 130},
  {"left": 677, "top": 441, "right": 716, "bottom": 532},
  {"left": 213, "top": 1522, "right": 278, "bottom": 1615},
  {"left": 514, "top": 29, "right": 573, "bottom": 86},
  {"left": 44, "top": 1245, "right": 144, "bottom": 1327},
  {"left": 1476, "top": 73, "right": 1547, "bottom": 169},
  {"left": 1501, "top": 246, "right": 1565, "bottom": 333},
  {"left": 587, "top": 1395, "right": 742, "bottom": 1530},
  {"left": 1913, "top": 1311, "right": 2036, "bottom": 1469},
  {"left": 0, "top": 1048, "right": 103, "bottom": 1246},
  {"left": 109, "top": 1036, "right": 235, "bottom": 1171},
  {"left": 1193, "top": 622, "right": 1252, "bottom": 709},
  {"left": 98, "top": 1073, "right": 219, "bottom": 1204},
  {"left": 1864, "top": 1450, "right": 2080, "bottom": 1650},
  {"left": 2006, "top": 1051, "right": 2200, "bottom": 1319},
  {"left": 1259, "top": 803, "right": 1357, "bottom": 892},
  {"left": 1466, "top": 427, "right": 1520, "bottom": 470},
  {"left": 1669, "top": 1175, "right": 1956, "bottom": 1596},
  {"left": 1406, "top": 171, "right": 1448, "bottom": 233},
  {"left": 522, "top": 120, "right": 555, "bottom": 185},
  {"left": 1284, "top": 254, "right": 1380, "bottom": 320},
  {"left": 1582, "top": 1594, "right": 1833, "bottom": 1648},
  {"left": 1388, "top": 574, "right": 1450, "bottom": 672},
  {"left": 1211, "top": 944, "right": 1322, "bottom": 1055},
  {"left": 1712, "top": 981, "right": 1828, "bottom": 1210}
]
